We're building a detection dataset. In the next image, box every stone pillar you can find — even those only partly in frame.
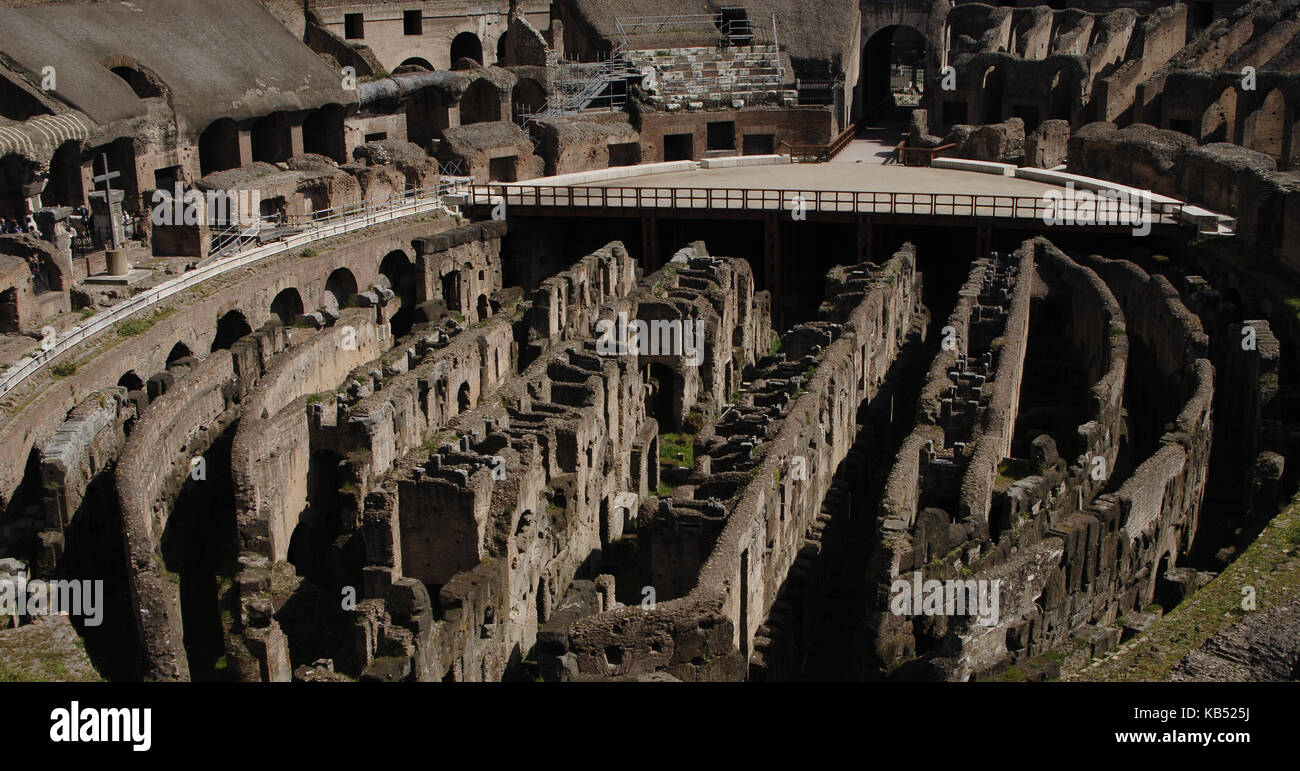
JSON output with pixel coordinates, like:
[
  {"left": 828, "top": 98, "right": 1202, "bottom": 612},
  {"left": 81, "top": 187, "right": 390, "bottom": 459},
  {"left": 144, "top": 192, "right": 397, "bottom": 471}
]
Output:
[
  {"left": 87, "top": 189, "right": 125, "bottom": 249},
  {"left": 34, "top": 207, "right": 75, "bottom": 279},
  {"left": 289, "top": 122, "right": 305, "bottom": 158},
  {"left": 238, "top": 129, "right": 255, "bottom": 167}
]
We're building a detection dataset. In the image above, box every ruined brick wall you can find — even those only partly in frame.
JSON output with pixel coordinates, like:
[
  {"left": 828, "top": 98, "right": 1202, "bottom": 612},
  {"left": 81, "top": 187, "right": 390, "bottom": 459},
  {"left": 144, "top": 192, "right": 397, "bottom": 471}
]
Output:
[
  {"left": 861, "top": 246, "right": 1211, "bottom": 681},
  {"left": 114, "top": 324, "right": 287, "bottom": 680},
  {"left": 231, "top": 309, "right": 390, "bottom": 564},
  {"left": 861, "top": 238, "right": 1210, "bottom": 681},
  {"left": 1094, "top": 4, "right": 1187, "bottom": 124},
  {"left": 546, "top": 245, "right": 919, "bottom": 681}
]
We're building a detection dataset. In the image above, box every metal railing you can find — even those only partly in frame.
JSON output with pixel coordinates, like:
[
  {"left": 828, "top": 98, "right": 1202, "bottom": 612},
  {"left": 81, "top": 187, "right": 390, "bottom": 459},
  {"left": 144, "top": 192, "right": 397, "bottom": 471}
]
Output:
[
  {"left": 779, "top": 124, "right": 858, "bottom": 163},
  {"left": 0, "top": 177, "right": 471, "bottom": 402},
  {"left": 465, "top": 184, "right": 1186, "bottom": 223},
  {"left": 614, "top": 10, "right": 778, "bottom": 51}
]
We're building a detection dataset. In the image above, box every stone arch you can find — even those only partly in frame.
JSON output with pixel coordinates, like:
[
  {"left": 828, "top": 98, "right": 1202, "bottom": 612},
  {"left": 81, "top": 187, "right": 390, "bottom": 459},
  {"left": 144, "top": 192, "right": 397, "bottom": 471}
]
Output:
[
  {"left": 981, "top": 65, "right": 1005, "bottom": 125},
  {"left": 1243, "top": 88, "right": 1285, "bottom": 162},
  {"left": 108, "top": 63, "right": 165, "bottom": 99},
  {"left": 166, "top": 341, "right": 193, "bottom": 365},
  {"left": 251, "top": 112, "right": 292, "bottom": 164},
  {"left": 270, "top": 287, "right": 304, "bottom": 325},
  {"left": 476, "top": 293, "right": 489, "bottom": 322},
  {"left": 457, "top": 381, "right": 472, "bottom": 413},
  {"left": 380, "top": 250, "right": 417, "bottom": 337},
  {"left": 117, "top": 370, "right": 145, "bottom": 392},
  {"left": 858, "top": 20, "right": 929, "bottom": 123},
  {"left": 406, "top": 85, "right": 454, "bottom": 148},
  {"left": 461, "top": 78, "right": 503, "bottom": 125},
  {"left": 325, "top": 267, "right": 359, "bottom": 311},
  {"left": 0, "top": 153, "right": 38, "bottom": 220},
  {"left": 44, "top": 140, "right": 85, "bottom": 209},
  {"left": 303, "top": 104, "right": 347, "bottom": 163},
  {"left": 451, "top": 32, "right": 483, "bottom": 67},
  {"left": 1201, "top": 86, "right": 1237, "bottom": 144},
  {"left": 1048, "top": 67, "right": 1070, "bottom": 122},
  {"left": 397, "top": 57, "right": 436, "bottom": 73},
  {"left": 512, "top": 77, "right": 546, "bottom": 122},
  {"left": 199, "top": 119, "right": 240, "bottom": 176},
  {"left": 211, "top": 309, "right": 251, "bottom": 352}
]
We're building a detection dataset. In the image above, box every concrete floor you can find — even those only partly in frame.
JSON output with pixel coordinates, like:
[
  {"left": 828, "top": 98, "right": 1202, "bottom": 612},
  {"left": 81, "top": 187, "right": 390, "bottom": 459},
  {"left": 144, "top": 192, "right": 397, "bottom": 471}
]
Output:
[{"left": 576, "top": 140, "right": 1058, "bottom": 198}]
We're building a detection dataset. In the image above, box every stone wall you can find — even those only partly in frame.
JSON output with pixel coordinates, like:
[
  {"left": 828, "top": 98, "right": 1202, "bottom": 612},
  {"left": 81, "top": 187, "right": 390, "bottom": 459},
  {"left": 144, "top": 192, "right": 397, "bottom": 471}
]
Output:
[
  {"left": 114, "top": 323, "right": 287, "bottom": 680},
  {"left": 544, "top": 245, "right": 919, "bottom": 680},
  {"left": 231, "top": 309, "right": 390, "bottom": 565}
]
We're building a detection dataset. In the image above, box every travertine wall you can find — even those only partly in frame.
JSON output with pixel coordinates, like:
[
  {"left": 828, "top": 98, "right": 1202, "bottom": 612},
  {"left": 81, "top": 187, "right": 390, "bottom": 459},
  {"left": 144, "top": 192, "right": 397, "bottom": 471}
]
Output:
[{"left": 545, "top": 245, "right": 918, "bottom": 681}]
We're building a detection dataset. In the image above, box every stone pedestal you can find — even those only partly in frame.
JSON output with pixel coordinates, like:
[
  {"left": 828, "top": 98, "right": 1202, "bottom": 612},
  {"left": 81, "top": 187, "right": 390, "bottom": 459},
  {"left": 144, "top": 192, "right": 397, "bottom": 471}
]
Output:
[
  {"left": 106, "top": 248, "right": 129, "bottom": 276},
  {"left": 87, "top": 189, "right": 125, "bottom": 249}
]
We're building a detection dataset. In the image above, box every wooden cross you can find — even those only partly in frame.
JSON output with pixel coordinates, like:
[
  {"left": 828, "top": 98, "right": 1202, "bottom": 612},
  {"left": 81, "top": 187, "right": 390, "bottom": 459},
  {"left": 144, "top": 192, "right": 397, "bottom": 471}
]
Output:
[{"left": 92, "top": 153, "right": 122, "bottom": 248}]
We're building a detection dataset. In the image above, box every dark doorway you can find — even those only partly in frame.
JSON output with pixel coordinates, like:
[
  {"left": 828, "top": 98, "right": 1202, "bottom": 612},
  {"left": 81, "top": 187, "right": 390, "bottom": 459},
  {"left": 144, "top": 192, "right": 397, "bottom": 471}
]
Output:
[
  {"left": 664, "top": 133, "right": 693, "bottom": 161},
  {"left": 451, "top": 32, "right": 483, "bottom": 67},
  {"left": 211, "top": 310, "right": 251, "bottom": 352},
  {"left": 742, "top": 134, "right": 775, "bottom": 155}
]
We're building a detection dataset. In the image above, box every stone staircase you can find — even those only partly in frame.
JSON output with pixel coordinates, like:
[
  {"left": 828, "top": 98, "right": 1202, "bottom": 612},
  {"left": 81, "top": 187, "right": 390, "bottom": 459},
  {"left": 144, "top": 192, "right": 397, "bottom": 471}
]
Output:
[{"left": 626, "top": 44, "right": 790, "bottom": 110}]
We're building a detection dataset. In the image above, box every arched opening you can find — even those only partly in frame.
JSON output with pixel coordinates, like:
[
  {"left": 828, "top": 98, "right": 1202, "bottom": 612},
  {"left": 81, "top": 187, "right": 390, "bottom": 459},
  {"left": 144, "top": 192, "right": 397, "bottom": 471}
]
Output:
[
  {"left": 270, "top": 287, "right": 304, "bottom": 326},
  {"left": 289, "top": 450, "right": 348, "bottom": 589},
  {"left": 981, "top": 66, "right": 1005, "bottom": 125},
  {"left": 211, "top": 309, "right": 251, "bottom": 352},
  {"left": 1244, "top": 88, "right": 1285, "bottom": 162},
  {"left": 102, "top": 137, "right": 140, "bottom": 213},
  {"left": 117, "top": 370, "right": 144, "bottom": 392},
  {"left": 859, "top": 25, "right": 926, "bottom": 124},
  {"left": 496, "top": 33, "right": 508, "bottom": 65},
  {"left": 457, "top": 381, "right": 472, "bottom": 413},
  {"left": 476, "top": 294, "right": 490, "bottom": 322},
  {"left": 440, "top": 270, "right": 462, "bottom": 315},
  {"left": 380, "top": 250, "right": 417, "bottom": 337},
  {"left": 1048, "top": 69, "right": 1070, "bottom": 122},
  {"left": 451, "top": 32, "right": 483, "bottom": 67},
  {"left": 251, "top": 112, "right": 292, "bottom": 164},
  {"left": 109, "top": 65, "right": 164, "bottom": 99},
  {"left": 199, "top": 119, "right": 240, "bottom": 176},
  {"left": 512, "top": 78, "right": 546, "bottom": 123},
  {"left": 396, "top": 57, "right": 436, "bottom": 73},
  {"left": 44, "top": 140, "right": 85, "bottom": 209},
  {"left": 461, "top": 79, "right": 502, "bottom": 124},
  {"left": 324, "top": 267, "right": 358, "bottom": 311},
  {"left": 303, "top": 105, "right": 346, "bottom": 163},
  {"left": 644, "top": 362, "right": 678, "bottom": 430},
  {"left": 406, "top": 86, "right": 453, "bottom": 149},
  {"left": 0, "top": 153, "right": 37, "bottom": 220},
  {"left": 1201, "top": 86, "right": 1237, "bottom": 144},
  {"left": 166, "top": 342, "right": 193, "bottom": 365}
]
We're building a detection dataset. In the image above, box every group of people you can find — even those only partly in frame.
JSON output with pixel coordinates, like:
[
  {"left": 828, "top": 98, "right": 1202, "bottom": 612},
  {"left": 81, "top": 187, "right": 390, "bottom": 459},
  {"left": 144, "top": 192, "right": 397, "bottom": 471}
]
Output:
[{"left": 1, "top": 215, "right": 39, "bottom": 234}]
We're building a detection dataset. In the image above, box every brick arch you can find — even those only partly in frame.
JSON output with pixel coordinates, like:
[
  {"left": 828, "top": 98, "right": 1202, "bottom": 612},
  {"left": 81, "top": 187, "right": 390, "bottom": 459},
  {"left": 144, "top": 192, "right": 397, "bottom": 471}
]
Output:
[{"left": 1242, "top": 87, "right": 1287, "bottom": 164}]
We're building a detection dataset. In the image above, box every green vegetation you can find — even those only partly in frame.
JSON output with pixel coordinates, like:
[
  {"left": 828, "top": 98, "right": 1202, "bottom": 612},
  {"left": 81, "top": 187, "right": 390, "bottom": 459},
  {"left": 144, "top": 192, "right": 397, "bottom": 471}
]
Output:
[
  {"left": 1075, "top": 489, "right": 1300, "bottom": 681},
  {"left": 116, "top": 306, "right": 177, "bottom": 338},
  {"left": 658, "top": 432, "right": 694, "bottom": 470},
  {"left": 50, "top": 360, "right": 78, "bottom": 378}
]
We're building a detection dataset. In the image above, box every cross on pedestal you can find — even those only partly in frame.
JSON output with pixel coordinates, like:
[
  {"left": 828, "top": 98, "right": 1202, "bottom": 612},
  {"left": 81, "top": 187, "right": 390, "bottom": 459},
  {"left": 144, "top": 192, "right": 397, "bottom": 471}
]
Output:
[{"left": 92, "top": 153, "right": 122, "bottom": 249}]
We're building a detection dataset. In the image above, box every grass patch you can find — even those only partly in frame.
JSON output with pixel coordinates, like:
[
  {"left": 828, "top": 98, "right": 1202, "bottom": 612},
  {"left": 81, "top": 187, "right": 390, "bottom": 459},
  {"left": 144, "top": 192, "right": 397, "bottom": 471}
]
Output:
[
  {"left": 50, "top": 360, "right": 78, "bottom": 378},
  {"left": 1073, "top": 490, "right": 1300, "bottom": 681},
  {"left": 658, "top": 432, "right": 694, "bottom": 470}
]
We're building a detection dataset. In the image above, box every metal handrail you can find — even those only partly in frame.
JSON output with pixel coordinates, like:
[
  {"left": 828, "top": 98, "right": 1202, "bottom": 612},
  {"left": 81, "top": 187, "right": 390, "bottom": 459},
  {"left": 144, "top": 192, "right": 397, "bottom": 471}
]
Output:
[
  {"left": 466, "top": 184, "right": 1184, "bottom": 224},
  {"left": 0, "top": 178, "right": 471, "bottom": 402}
]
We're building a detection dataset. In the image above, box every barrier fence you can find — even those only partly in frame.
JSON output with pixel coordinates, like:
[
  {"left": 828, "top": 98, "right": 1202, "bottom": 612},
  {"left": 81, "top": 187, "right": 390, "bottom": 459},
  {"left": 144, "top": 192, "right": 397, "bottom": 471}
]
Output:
[
  {"left": 468, "top": 184, "right": 1185, "bottom": 222},
  {"left": 0, "top": 179, "right": 469, "bottom": 402}
]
